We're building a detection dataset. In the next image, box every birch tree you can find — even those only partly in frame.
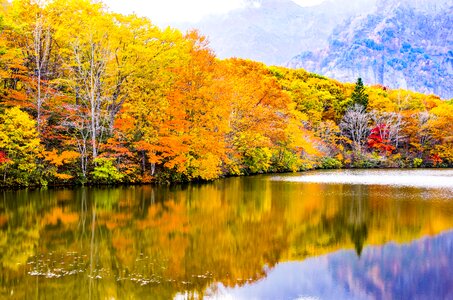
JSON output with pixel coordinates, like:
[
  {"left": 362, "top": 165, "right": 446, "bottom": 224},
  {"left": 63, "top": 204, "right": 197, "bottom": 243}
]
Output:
[
  {"left": 49, "top": 0, "right": 115, "bottom": 160},
  {"left": 32, "top": 5, "right": 53, "bottom": 133},
  {"left": 340, "top": 104, "right": 371, "bottom": 151},
  {"left": 6, "top": 0, "right": 56, "bottom": 133}
]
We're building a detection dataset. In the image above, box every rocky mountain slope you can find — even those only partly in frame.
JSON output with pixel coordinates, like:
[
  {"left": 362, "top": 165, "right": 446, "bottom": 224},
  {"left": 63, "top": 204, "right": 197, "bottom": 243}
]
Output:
[{"left": 287, "top": 0, "right": 453, "bottom": 98}]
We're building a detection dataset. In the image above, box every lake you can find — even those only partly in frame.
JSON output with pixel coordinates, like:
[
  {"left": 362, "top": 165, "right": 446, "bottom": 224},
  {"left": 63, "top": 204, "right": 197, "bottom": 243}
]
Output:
[{"left": 1, "top": 169, "right": 453, "bottom": 299}]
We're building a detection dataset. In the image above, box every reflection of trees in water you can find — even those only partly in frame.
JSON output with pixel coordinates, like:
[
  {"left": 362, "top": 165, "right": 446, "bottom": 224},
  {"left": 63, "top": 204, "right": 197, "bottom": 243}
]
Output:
[
  {"left": 89, "top": 190, "right": 96, "bottom": 300},
  {"left": 314, "top": 185, "right": 370, "bottom": 257},
  {"left": 346, "top": 185, "right": 369, "bottom": 256},
  {"left": 349, "top": 223, "right": 368, "bottom": 256},
  {"left": 1, "top": 180, "right": 453, "bottom": 298}
]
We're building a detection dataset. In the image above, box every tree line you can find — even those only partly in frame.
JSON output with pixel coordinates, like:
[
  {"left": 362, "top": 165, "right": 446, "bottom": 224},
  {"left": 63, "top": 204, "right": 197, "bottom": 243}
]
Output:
[{"left": 0, "top": 0, "right": 452, "bottom": 187}]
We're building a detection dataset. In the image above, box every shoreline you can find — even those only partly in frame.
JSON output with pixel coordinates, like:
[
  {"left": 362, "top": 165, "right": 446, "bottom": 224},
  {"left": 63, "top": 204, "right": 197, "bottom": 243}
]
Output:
[{"left": 2, "top": 166, "right": 451, "bottom": 191}]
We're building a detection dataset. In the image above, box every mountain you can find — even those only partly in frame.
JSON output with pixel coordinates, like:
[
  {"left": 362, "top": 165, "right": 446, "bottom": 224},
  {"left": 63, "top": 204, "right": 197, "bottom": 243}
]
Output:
[
  {"left": 178, "top": 0, "right": 452, "bottom": 99},
  {"left": 287, "top": 0, "right": 453, "bottom": 98},
  {"left": 178, "top": 0, "right": 378, "bottom": 66}
]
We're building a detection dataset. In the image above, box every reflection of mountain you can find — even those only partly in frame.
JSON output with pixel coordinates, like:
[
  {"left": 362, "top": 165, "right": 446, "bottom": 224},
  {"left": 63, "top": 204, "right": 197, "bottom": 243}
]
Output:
[
  {"left": 216, "top": 230, "right": 453, "bottom": 299},
  {"left": 1, "top": 173, "right": 453, "bottom": 298}
]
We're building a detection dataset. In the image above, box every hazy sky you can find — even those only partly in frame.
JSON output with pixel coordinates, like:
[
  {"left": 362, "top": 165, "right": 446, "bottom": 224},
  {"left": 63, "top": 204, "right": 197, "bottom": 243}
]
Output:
[{"left": 104, "top": 0, "right": 327, "bottom": 26}]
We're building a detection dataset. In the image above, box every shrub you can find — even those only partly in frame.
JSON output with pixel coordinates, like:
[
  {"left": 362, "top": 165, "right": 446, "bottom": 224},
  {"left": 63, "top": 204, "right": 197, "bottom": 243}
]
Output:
[
  {"left": 319, "top": 157, "right": 343, "bottom": 169},
  {"left": 91, "top": 158, "right": 124, "bottom": 184},
  {"left": 413, "top": 158, "right": 423, "bottom": 168}
]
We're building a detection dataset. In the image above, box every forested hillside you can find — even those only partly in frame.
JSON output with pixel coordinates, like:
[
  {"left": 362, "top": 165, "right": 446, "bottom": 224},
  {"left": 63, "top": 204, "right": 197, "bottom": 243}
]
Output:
[
  {"left": 0, "top": 0, "right": 452, "bottom": 187},
  {"left": 177, "top": 0, "right": 451, "bottom": 99}
]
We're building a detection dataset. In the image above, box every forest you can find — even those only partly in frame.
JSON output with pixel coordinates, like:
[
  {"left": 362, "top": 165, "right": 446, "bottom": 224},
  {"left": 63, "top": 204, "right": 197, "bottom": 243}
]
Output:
[{"left": 0, "top": 0, "right": 452, "bottom": 187}]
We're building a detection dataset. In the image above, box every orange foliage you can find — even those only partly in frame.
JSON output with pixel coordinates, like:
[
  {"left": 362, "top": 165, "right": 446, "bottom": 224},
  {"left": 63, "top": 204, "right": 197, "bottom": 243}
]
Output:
[
  {"left": 1, "top": 0, "right": 452, "bottom": 187},
  {"left": 40, "top": 207, "right": 78, "bottom": 226},
  {"left": 43, "top": 149, "right": 80, "bottom": 167}
]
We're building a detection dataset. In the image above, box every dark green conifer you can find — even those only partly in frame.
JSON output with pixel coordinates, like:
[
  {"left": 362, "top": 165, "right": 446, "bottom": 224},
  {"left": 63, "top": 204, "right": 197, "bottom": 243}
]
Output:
[{"left": 350, "top": 77, "right": 368, "bottom": 108}]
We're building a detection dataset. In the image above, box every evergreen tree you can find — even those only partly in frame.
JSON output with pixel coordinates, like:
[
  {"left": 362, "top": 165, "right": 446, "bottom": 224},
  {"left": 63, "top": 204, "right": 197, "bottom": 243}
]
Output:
[{"left": 350, "top": 77, "right": 369, "bottom": 109}]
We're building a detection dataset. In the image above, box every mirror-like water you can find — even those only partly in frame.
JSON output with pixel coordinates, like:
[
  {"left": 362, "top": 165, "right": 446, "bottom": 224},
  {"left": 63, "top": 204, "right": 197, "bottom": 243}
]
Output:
[{"left": 1, "top": 169, "right": 452, "bottom": 299}]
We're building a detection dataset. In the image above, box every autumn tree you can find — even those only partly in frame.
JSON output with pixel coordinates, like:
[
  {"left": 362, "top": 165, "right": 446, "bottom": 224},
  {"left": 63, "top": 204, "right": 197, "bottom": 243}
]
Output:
[
  {"left": 47, "top": 0, "right": 133, "bottom": 162},
  {"left": 44, "top": 0, "right": 166, "bottom": 179},
  {"left": 174, "top": 32, "right": 231, "bottom": 180},
  {"left": 313, "top": 120, "right": 346, "bottom": 168},
  {"left": 340, "top": 104, "right": 371, "bottom": 151},
  {"left": 427, "top": 102, "right": 453, "bottom": 166},
  {"left": 220, "top": 59, "right": 288, "bottom": 174},
  {"left": 0, "top": 16, "right": 32, "bottom": 108},
  {"left": 0, "top": 106, "right": 43, "bottom": 186},
  {"left": 368, "top": 112, "right": 405, "bottom": 155},
  {"left": 3, "top": 0, "right": 61, "bottom": 133},
  {"left": 112, "top": 27, "right": 189, "bottom": 181}
]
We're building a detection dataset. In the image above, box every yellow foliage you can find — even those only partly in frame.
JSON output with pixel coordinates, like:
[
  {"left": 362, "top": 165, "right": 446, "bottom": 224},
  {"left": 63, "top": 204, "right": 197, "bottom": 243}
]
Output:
[{"left": 189, "top": 153, "right": 223, "bottom": 180}]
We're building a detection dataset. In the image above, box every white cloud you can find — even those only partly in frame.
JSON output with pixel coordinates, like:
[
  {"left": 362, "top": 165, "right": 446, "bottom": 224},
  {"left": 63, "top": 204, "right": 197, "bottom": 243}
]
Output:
[
  {"left": 103, "top": 0, "right": 328, "bottom": 26},
  {"left": 292, "top": 0, "right": 326, "bottom": 6},
  {"left": 103, "top": 0, "right": 246, "bottom": 25}
]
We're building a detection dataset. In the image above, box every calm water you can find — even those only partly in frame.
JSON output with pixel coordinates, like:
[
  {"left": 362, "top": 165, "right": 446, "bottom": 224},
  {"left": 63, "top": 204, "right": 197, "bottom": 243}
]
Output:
[{"left": 1, "top": 169, "right": 453, "bottom": 299}]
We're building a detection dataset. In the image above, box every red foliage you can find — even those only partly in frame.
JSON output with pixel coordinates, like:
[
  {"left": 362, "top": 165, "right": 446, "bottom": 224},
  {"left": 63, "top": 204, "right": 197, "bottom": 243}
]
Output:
[
  {"left": 367, "top": 124, "right": 395, "bottom": 154},
  {"left": 0, "top": 151, "right": 10, "bottom": 164},
  {"left": 429, "top": 154, "right": 442, "bottom": 166}
]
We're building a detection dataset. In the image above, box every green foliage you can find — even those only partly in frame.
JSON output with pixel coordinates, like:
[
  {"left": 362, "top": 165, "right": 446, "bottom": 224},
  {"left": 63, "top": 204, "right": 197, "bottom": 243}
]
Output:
[
  {"left": 348, "top": 151, "right": 382, "bottom": 168},
  {"left": 413, "top": 158, "right": 423, "bottom": 168},
  {"left": 91, "top": 158, "right": 124, "bottom": 184},
  {"left": 309, "top": 73, "right": 327, "bottom": 80},
  {"left": 350, "top": 78, "right": 369, "bottom": 108},
  {"left": 271, "top": 149, "right": 302, "bottom": 172},
  {"left": 244, "top": 147, "right": 273, "bottom": 174},
  {"left": 267, "top": 66, "right": 284, "bottom": 79},
  {"left": 319, "top": 157, "right": 343, "bottom": 169}
]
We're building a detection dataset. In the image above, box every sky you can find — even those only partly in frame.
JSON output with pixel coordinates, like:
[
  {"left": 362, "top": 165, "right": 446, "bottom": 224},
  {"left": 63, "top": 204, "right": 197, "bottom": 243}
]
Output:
[{"left": 103, "top": 0, "right": 327, "bottom": 26}]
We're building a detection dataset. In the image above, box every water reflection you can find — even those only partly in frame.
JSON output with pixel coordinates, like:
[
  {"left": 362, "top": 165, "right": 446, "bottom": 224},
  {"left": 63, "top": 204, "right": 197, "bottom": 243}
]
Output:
[
  {"left": 0, "top": 170, "right": 452, "bottom": 299},
  {"left": 212, "top": 230, "right": 453, "bottom": 300}
]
